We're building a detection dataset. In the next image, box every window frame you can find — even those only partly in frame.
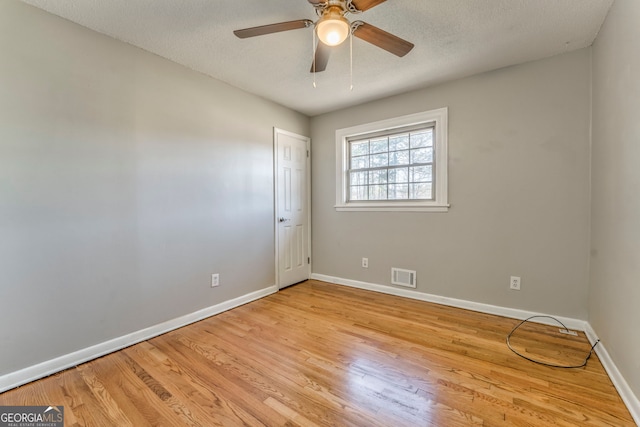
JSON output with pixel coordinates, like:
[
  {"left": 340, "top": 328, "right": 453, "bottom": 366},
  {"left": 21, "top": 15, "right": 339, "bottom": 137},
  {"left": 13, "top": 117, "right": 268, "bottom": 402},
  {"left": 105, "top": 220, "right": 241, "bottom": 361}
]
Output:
[{"left": 335, "top": 108, "right": 449, "bottom": 212}]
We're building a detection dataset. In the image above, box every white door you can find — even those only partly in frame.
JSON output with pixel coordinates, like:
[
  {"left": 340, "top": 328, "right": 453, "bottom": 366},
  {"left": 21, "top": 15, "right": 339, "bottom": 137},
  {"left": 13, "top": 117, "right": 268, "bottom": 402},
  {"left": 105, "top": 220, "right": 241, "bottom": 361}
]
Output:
[{"left": 274, "top": 128, "right": 310, "bottom": 289}]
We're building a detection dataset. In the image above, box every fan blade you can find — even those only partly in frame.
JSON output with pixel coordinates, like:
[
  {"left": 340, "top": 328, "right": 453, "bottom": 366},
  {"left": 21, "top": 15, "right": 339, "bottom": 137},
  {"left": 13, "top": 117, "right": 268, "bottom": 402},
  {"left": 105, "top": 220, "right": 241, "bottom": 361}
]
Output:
[
  {"left": 234, "top": 19, "right": 312, "bottom": 39},
  {"left": 307, "top": 0, "right": 326, "bottom": 5},
  {"left": 310, "top": 42, "right": 331, "bottom": 72},
  {"left": 353, "top": 22, "right": 414, "bottom": 57},
  {"left": 351, "top": 0, "right": 387, "bottom": 12}
]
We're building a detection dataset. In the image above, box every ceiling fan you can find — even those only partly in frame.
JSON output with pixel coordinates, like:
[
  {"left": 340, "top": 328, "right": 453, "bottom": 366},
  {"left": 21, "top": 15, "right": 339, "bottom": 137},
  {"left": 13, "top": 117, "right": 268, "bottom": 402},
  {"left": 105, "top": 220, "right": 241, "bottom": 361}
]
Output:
[{"left": 233, "top": 0, "right": 414, "bottom": 73}]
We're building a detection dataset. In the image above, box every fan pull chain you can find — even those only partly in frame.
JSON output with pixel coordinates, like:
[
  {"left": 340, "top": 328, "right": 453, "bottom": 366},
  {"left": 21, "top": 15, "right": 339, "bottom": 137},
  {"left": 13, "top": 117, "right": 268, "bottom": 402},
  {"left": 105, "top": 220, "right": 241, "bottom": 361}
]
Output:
[
  {"left": 349, "top": 30, "right": 353, "bottom": 91},
  {"left": 312, "top": 28, "right": 317, "bottom": 88}
]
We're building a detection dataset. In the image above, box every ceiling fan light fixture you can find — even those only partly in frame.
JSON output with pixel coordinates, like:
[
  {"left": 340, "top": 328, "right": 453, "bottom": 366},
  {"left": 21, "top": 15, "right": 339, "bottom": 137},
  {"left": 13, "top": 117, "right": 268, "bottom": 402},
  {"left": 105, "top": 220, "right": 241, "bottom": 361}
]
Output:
[{"left": 316, "top": 9, "right": 350, "bottom": 46}]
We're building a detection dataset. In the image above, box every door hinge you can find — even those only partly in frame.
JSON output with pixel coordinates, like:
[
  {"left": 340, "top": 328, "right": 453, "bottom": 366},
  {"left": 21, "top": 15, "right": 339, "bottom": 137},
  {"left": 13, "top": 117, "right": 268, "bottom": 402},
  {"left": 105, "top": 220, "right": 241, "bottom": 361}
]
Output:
[
  {"left": 307, "top": 257, "right": 310, "bottom": 264},
  {"left": 307, "top": 150, "right": 309, "bottom": 158}
]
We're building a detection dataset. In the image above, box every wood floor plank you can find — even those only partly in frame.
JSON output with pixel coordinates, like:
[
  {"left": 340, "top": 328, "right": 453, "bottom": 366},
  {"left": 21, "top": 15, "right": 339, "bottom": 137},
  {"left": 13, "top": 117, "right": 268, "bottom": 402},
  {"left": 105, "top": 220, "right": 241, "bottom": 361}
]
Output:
[
  {"left": 172, "top": 318, "right": 385, "bottom": 427},
  {"left": 148, "top": 334, "right": 278, "bottom": 426},
  {"left": 0, "top": 280, "right": 634, "bottom": 426},
  {"left": 74, "top": 363, "right": 134, "bottom": 427},
  {"left": 125, "top": 342, "right": 287, "bottom": 427}
]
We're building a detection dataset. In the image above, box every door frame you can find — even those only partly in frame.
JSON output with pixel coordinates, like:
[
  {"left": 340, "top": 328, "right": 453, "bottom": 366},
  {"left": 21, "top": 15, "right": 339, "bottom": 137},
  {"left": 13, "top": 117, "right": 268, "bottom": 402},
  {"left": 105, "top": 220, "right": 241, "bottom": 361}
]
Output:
[{"left": 273, "top": 127, "right": 312, "bottom": 289}]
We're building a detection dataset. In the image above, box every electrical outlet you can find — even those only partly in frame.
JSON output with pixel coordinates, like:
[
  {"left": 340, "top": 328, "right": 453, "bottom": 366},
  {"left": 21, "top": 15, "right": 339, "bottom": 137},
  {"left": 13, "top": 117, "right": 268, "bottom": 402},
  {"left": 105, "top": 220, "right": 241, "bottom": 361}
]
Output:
[
  {"left": 211, "top": 273, "right": 220, "bottom": 287},
  {"left": 362, "top": 257, "right": 369, "bottom": 268},
  {"left": 510, "top": 276, "right": 521, "bottom": 290}
]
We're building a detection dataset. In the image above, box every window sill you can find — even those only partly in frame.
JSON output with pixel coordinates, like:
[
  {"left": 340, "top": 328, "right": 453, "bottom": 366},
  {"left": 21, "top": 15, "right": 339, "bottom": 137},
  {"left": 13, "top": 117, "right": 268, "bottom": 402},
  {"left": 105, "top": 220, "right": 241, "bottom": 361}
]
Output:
[{"left": 335, "top": 203, "right": 450, "bottom": 212}]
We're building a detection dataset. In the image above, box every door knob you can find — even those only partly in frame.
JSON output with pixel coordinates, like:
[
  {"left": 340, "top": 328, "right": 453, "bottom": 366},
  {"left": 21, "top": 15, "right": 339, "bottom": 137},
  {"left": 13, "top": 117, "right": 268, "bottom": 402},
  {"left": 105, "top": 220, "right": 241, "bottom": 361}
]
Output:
[{"left": 279, "top": 217, "right": 289, "bottom": 223}]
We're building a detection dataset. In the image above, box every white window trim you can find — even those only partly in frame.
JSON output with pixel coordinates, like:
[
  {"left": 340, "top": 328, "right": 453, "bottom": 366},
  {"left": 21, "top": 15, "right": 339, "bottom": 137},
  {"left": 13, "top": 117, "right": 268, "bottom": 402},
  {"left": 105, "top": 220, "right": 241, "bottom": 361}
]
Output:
[{"left": 335, "top": 108, "right": 449, "bottom": 212}]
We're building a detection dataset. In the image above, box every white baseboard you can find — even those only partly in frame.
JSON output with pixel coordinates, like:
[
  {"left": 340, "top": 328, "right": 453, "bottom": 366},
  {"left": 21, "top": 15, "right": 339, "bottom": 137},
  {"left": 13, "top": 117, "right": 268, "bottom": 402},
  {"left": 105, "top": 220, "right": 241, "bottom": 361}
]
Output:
[
  {"left": 311, "top": 273, "right": 639, "bottom": 425},
  {"left": 310, "top": 273, "right": 587, "bottom": 329},
  {"left": 0, "top": 285, "right": 278, "bottom": 394},
  {"left": 584, "top": 324, "right": 640, "bottom": 425}
]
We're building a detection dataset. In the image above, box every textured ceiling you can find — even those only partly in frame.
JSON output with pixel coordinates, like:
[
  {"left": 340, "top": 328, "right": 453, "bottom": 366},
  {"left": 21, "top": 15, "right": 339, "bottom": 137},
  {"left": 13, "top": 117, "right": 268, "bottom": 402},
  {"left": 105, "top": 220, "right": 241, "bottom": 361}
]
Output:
[{"left": 20, "top": 0, "right": 612, "bottom": 116}]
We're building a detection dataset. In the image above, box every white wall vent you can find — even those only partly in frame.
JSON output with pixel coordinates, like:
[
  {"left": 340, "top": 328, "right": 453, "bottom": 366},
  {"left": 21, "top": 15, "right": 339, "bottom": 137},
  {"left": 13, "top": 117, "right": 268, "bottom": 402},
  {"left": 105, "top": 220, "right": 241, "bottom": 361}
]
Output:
[{"left": 391, "top": 268, "right": 417, "bottom": 288}]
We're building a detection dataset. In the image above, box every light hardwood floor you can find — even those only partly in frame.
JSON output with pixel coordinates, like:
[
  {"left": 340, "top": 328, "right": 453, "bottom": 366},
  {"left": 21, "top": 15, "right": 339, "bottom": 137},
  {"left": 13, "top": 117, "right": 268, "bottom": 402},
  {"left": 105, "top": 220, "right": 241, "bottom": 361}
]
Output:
[{"left": 0, "top": 280, "right": 634, "bottom": 426}]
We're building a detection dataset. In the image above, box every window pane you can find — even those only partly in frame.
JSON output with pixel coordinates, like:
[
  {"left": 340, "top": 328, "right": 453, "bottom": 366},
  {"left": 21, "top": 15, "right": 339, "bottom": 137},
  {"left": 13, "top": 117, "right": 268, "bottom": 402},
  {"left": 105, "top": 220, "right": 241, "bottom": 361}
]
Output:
[
  {"left": 370, "top": 153, "right": 389, "bottom": 167},
  {"left": 350, "top": 170, "right": 368, "bottom": 186},
  {"left": 410, "top": 165, "right": 432, "bottom": 183},
  {"left": 388, "top": 167, "right": 408, "bottom": 184},
  {"left": 426, "top": 148, "right": 434, "bottom": 163},
  {"left": 350, "top": 186, "right": 368, "bottom": 201},
  {"left": 370, "top": 138, "right": 388, "bottom": 154},
  {"left": 410, "top": 183, "right": 432, "bottom": 199},
  {"left": 351, "top": 141, "right": 369, "bottom": 156},
  {"left": 369, "top": 185, "right": 388, "bottom": 200},
  {"left": 351, "top": 155, "right": 369, "bottom": 169},
  {"left": 389, "top": 150, "right": 409, "bottom": 166},
  {"left": 369, "top": 169, "right": 387, "bottom": 184},
  {"left": 389, "top": 134, "right": 409, "bottom": 151},
  {"left": 388, "top": 184, "right": 408, "bottom": 199},
  {"left": 411, "top": 147, "right": 432, "bottom": 164},
  {"left": 410, "top": 130, "right": 433, "bottom": 148}
]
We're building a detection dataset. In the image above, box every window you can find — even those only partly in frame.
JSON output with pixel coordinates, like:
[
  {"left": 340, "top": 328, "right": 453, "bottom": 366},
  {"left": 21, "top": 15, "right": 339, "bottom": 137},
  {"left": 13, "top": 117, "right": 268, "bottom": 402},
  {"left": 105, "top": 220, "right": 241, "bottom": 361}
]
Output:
[
  {"left": 335, "top": 108, "right": 449, "bottom": 212},
  {"left": 348, "top": 126, "right": 434, "bottom": 202}
]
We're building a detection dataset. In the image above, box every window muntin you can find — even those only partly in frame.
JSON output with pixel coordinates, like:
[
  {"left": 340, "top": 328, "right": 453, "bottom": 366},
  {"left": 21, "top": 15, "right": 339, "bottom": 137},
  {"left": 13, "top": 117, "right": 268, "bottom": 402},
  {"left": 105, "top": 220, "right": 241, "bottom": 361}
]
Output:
[{"left": 348, "top": 126, "right": 435, "bottom": 202}]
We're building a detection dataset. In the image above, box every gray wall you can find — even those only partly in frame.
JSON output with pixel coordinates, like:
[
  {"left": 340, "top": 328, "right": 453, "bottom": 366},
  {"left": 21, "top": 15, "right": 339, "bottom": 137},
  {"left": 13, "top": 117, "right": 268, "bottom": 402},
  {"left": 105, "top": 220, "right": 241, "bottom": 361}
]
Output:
[
  {"left": 311, "top": 49, "right": 592, "bottom": 319},
  {"left": 0, "top": 0, "right": 309, "bottom": 375},
  {"left": 590, "top": 0, "right": 640, "bottom": 399}
]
